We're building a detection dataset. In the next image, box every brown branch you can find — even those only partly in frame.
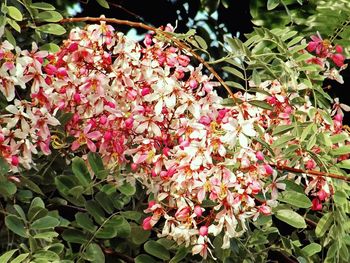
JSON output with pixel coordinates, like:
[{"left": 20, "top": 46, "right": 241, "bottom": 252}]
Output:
[
  {"left": 102, "top": 246, "right": 134, "bottom": 263},
  {"left": 59, "top": 17, "right": 236, "bottom": 99},
  {"left": 271, "top": 164, "right": 350, "bottom": 182}
]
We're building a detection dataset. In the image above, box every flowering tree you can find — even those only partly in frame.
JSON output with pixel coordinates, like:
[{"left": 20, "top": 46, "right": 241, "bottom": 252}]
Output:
[{"left": 0, "top": 1, "right": 350, "bottom": 262}]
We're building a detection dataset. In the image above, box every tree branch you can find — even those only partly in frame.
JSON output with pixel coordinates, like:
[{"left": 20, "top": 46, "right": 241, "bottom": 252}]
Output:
[{"left": 271, "top": 163, "right": 350, "bottom": 182}]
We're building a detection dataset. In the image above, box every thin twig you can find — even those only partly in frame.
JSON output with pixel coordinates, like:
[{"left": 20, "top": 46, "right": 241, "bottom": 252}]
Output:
[
  {"left": 59, "top": 17, "right": 236, "bottom": 99},
  {"left": 271, "top": 163, "right": 350, "bottom": 182}
]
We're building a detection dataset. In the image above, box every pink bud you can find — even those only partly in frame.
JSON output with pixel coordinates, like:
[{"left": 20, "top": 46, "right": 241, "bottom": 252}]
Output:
[
  {"left": 143, "top": 34, "right": 153, "bottom": 46},
  {"left": 266, "top": 96, "right": 276, "bottom": 105},
  {"left": 334, "top": 114, "right": 343, "bottom": 122},
  {"left": 199, "top": 226, "right": 208, "bottom": 236},
  {"left": 73, "top": 113, "right": 80, "bottom": 123},
  {"left": 256, "top": 151, "right": 264, "bottom": 161},
  {"left": 142, "top": 216, "right": 153, "bottom": 230},
  {"left": 174, "top": 70, "right": 184, "bottom": 79},
  {"left": 141, "top": 87, "right": 151, "bottom": 96},
  {"left": 311, "top": 198, "right": 322, "bottom": 211},
  {"left": 178, "top": 55, "right": 190, "bottom": 67},
  {"left": 305, "top": 159, "right": 316, "bottom": 170},
  {"left": 44, "top": 64, "right": 57, "bottom": 75},
  {"left": 8, "top": 176, "right": 20, "bottom": 183},
  {"left": 100, "top": 115, "right": 107, "bottom": 125},
  {"left": 258, "top": 204, "right": 271, "bottom": 215},
  {"left": 189, "top": 79, "right": 198, "bottom": 89},
  {"left": 45, "top": 76, "right": 52, "bottom": 85},
  {"left": 56, "top": 67, "right": 68, "bottom": 78},
  {"left": 199, "top": 116, "right": 211, "bottom": 125},
  {"left": 335, "top": 45, "right": 343, "bottom": 53},
  {"left": 194, "top": 205, "right": 203, "bottom": 217},
  {"left": 317, "top": 189, "right": 328, "bottom": 201},
  {"left": 148, "top": 200, "right": 156, "bottom": 208},
  {"left": 284, "top": 106, "right": 292, "bottom": 114},
  {"left": 124, "top": 117, "right": 134, "bottom": 129},
  {"left": 73, "top": 93, "right": 81, "bottom": 103},
  {"left": 131, "top": 163, "right": 138, "bottom": 171},
  {"left": 162, "top": 147, "right": 170, "bottom": 157},
  {"left": 11, "top": 156, "right": 19, "bottom": 166},
  {"left": 0, "top": 133, "right": 4, "bottom": 143},
  {"left": 104, "top": 131, "right": 112, "bottom": 141},
  {"left": 263, "top": 164, "right": 273, "bottom": 175},
  {"left": 68, "top": 42, "right": 79, "bottom": 52},
  {"left": 331, "top": 53, "right": 345, "bottom": 67}
]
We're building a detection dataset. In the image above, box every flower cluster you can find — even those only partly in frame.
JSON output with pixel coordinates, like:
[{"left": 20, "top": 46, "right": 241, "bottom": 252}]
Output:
[
  {"left": 306, "top": 33, "right": 347, "bottom": 83},
  {"left": 0, "top": 23, "right": 348, "bottom": 258}
]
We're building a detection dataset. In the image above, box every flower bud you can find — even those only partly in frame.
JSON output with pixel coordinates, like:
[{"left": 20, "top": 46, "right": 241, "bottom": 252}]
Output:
[{"left": 199, "top": 226, "right": 208, "bottom": 236}]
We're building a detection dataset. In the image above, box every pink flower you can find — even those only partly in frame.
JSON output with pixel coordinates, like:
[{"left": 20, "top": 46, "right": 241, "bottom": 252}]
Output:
[
  {"left": 71, "top": 124, "right": 101, "bottom": 152},
  {"left": 142, "top": 216, "right": 153, "bottom": 230},
  {"left": 199, "top": 225, "right": 208, "bottom": 236},
  {"left": 311, "top": 198, "right": 322, "bottom": 211},
  {"left": 331, "top": 53, "right": 345, "bottom": 67}
]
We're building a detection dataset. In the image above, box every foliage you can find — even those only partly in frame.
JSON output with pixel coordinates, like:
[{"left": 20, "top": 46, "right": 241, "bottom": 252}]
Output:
[{"left": 0, "top": 1, "right": 350, "bottom": 263}]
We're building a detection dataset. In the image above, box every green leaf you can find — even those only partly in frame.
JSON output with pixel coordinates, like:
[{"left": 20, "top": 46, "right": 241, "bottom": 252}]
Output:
[
  {"left": 85, "top": 243, "right": 105, "bottom": 263},
  {"left": 0, "top": 181, "right": 17, "bottom": 197},
  {"left": 287, "top": 36, "right": 304, "bottom": 47},
  {"left": 331, "top": 145, "right": 350, "bottom": 156},
  {"left": 135, "top": 254, "right": 157, "bottom": 263},
  {"left": 267, "top": 0, "right": 280, "bottom": 10},
  {"left": 87, "top": 152, "right": 105, "bottom": 175},
  {"left": 96, "top": 0, "right": 110, "bottom": 8},
  {"left": 0, "top": 249, "right": 18, "bottom": 263},
  {"left": 62, "top": 229, "right": 89, "bottom": 244},
  {"left": 306, "top": 133, "right": 317, "bottom": 150},
  {"left": 272, "top": 125, "right": 294, "bottom": 136},
  {"left": 113, "top": 216, "right": 131, "bottom": 238},
  {"left": 279, "top": 191, "right": 312, "bottom": 208},
  {"left": 316, "top": 212, "right": 333, "bottom": 237},
  {"left": 13, "top": 205, "right": 26, "bottom": 220},
  {"left": 31, "top": 216, "right": 60, "bottom": 230},
  {"left": 272, "top": 135, "right": 295, "bottom": 148},
  {"left": 131, "top": 225, "right": 150, "bottom": 245},
  {"left": 248, "top": 100, "right": 273, "bottom": 110},
  {"left": 169, "top": 246, "right": 188, "bottom": 263},
  {"left": 95, "top": 191, "right": 114, "bottom": 213},
  {"left": 4, "top": 28, "right": 16, "bottom": 46},
  {"left": 37, "top": 24, "right": 66, "bottom": 35},
  {"left": 7, "top": 6, "right": 22, "bottom": 21},
  {"left": 117, "top": 182, "right": 136, "bottom": 196},
  {"left": 330, "top": 133, "right": 348, "bottom": 144},
  {"left": 85, "top": 200, "right": 105, "bottom": 225},
  {"left": 275, "top": 209, "right": 306, "bottom": 228},
  {"left": 40, "top": 43, "right": 60, "bottom": 52},
  {"left": 300, "top": 123, "right": 315, "bottom": 142},
  {"left": 33, "top": 231, "right": 59, "bottom": 241},
  {"left": 222, "top": 66, "right": 244, "bottom": 80},
  {"left": 5, "top": 215, "right": 26, "bottom": 237},
  {"left": 33, "top": 250, "right": 60, "bottom": 261},
  {"left": 333, "top": 191, "right": 348, "bottom": 206},
  {"left": 36, "top": 11, "right": 63, "bottom": 22},
  {"left": 144, "top": 241, "right": 170, "bottom": 260},
  {"left": 30, "top": 2, "right": 55, "bottom": 10},
  {"left": 72, "top": 157, "right": 91, "bottom": 187},
  {"left": 0, "top": 157, "right": 9, "bottom": 176},
  {"left": 337, "top": 159, "right": 350, "bottom": 169},
  {"left": 10, "top": 253, "right": 29, "bottom": 263},
  {"left": 7, "top": 19, "right": 20, "bottom": 33},
  {"left": 194, "top": 35, "right": 208, "bottom": 49},
  {"left": 302, "top": 243, "right": 322, "bottom": 257},
  {"left": 95, "top": 215, "right": 130, "bottom": 239},
  {"left": 75, "top": 212, "right": 97, "bottom": 233},
  {"left": 121, "top": 211, "right": 142, "bottom": 222}
]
